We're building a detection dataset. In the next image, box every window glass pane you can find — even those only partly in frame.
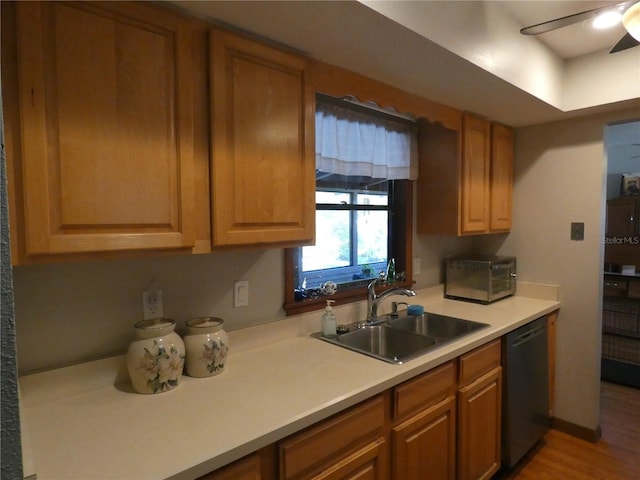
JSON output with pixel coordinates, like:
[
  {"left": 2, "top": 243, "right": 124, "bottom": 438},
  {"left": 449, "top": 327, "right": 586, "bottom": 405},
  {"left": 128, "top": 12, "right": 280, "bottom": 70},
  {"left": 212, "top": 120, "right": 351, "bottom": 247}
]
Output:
[
  {"left": 287, "top": 178, "right": 407, "bottom": 310},
  {"left": 302, "top": 210, "right": 350, "bottom": 271},
  {"left": 357, "top": 210, "right": 388, "bottom": 265},
  {"left": 356, "top": 192, "right": 387, "bottom": 206},
  {"left": 316, "top": 191, "right": 349, "bottom": 204}
]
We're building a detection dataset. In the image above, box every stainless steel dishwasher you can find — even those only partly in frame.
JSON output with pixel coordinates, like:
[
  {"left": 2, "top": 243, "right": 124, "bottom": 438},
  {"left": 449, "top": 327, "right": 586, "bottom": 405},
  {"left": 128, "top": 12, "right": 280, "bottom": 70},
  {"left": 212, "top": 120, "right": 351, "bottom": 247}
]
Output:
[{"left": 502, "top": 316, "right": 550, "bottom": 469}]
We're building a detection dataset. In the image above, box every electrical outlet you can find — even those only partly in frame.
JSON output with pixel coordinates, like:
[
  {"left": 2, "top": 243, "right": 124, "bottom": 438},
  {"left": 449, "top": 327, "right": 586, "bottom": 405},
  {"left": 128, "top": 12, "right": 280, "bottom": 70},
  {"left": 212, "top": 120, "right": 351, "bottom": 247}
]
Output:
[{"left": 143, "top": 289, "right": 163, "bottom": 319}]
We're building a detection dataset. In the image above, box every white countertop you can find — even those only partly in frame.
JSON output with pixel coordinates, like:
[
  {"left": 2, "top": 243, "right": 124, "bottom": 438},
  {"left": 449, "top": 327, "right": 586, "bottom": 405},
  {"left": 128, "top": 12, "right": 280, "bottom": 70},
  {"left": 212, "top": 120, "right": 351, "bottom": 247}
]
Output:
[{"left": 19, "top": 284, "right": 560, "bottom": 480}]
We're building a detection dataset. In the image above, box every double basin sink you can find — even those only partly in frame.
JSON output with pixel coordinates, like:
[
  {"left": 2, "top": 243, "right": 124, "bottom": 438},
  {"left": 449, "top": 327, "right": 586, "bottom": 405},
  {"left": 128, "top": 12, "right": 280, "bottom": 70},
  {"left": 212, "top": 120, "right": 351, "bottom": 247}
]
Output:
[{"left": 314, "top": 313, "right": 489, "bottom": 364}]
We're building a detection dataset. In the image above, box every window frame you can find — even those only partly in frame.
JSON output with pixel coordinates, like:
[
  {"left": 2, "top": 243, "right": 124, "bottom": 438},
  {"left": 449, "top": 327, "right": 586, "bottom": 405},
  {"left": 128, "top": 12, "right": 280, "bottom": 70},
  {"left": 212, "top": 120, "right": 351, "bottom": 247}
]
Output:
[
  {"left": 284, "top": 179, "right": 413, "bottom": 316},
  {"left": 300, "top": 185, "right": 390, "bottom": 288}
]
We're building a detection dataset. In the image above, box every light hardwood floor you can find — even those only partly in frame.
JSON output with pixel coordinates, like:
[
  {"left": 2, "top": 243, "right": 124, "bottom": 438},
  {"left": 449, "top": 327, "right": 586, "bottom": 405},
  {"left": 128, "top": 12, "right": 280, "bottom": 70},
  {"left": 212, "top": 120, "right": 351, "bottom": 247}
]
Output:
[{"left": 496, "top": 382, "right": 640, "bottom": 479}]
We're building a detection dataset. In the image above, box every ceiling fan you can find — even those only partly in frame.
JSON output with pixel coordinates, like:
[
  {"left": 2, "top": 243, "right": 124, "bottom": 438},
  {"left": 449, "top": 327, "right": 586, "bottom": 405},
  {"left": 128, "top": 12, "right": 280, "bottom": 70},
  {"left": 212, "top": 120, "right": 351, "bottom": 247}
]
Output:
[{"left": 520, "top": 1, "right": 640, "bottom": 54}]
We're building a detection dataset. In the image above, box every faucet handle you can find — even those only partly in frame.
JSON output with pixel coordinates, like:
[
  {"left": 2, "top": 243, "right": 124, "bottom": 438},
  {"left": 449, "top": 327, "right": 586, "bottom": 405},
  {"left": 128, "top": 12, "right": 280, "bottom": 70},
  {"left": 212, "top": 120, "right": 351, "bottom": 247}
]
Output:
[{"left": 391, "top": 301, "right": 410, "bottom": 316}]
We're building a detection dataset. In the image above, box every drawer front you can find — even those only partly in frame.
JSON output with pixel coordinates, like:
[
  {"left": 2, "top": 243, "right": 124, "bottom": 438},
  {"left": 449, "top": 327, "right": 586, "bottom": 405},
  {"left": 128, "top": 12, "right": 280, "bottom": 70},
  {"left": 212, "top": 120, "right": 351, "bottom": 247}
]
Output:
[
  {"left": 279, "top": 395, "right": 386, "bottom": 480},
  {"left": 200, "top": 452, "right": 261, "bottom": 480},
  {"left": 604, "top": 277, "right": 628, "bottom": 297},
  {"left": 459, "top": 339, "right": 501, "bottom": 386},
  {"left": 393, "top": 361, "right": 456, "bottom": 421}
]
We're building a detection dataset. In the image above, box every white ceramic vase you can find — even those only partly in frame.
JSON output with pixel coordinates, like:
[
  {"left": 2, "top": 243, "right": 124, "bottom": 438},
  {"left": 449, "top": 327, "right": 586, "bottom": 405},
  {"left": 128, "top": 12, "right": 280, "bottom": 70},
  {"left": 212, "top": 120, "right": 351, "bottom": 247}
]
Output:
[
  {"left": 126, "top": 318, "right": 185, "bottom": 394},
  {"left": 184, "top": 317, "right": 229, "bottom": 377}
]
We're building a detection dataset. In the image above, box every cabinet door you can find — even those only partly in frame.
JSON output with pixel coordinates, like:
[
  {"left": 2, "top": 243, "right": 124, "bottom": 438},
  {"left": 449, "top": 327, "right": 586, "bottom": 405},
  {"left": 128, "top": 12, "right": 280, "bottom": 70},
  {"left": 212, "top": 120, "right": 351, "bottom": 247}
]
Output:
[
  {"left": 210, "top": 29, "right": 315, "bottom": 247},
  {"left": 14, "top": 1, "right": 195, "bottom": 256},
  {"left": 489, "top": 124, "right": 513, "bottom": 231},
  {"left": 279, "top": 396, "right": 387, "bottom": 480},
  {"left": 461, "top": 115, "right": 491, "bottom": 234},
  {"left": 200, "top": 446, "right": 276, "bottom": 480},
  {"left": 457, "top": 367, "right": 502, "bottom": 480},
  {"left": 310, "top": 440, "right": 387, "bottom": 480},
  {"left": 604, "top": 198, "right": 640, "bottom": 265},
  {"left": 200, "top": 453, "right": 262, "bottom": 480},
  {"left": 606, "top": 197, "right": 637, "bottom": 239},
  {"left": 392, "top": 395, "right": 456, "bottom": 480}
]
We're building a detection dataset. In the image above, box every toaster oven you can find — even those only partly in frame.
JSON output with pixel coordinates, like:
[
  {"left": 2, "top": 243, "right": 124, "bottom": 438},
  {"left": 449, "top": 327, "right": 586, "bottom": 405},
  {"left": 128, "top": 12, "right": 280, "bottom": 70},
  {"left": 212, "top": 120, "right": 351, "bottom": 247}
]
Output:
[{"left": 445, "top": 256, "right": 517, "bottom": 303}]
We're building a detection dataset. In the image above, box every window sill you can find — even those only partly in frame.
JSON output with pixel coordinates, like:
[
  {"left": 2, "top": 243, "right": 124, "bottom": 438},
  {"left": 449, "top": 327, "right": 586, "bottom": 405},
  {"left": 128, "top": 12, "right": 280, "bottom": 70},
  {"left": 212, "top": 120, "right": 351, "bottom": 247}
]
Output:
[{"left": 283, "top": 280, "right": 414, "bottom": 316}]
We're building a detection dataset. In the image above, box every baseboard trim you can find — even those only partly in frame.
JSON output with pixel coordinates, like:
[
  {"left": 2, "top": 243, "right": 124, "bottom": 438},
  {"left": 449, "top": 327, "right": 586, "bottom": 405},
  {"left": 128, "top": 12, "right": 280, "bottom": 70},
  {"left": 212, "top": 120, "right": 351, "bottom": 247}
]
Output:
[{"left": 551, "top": 417, "right": 602, "bottom": 443}]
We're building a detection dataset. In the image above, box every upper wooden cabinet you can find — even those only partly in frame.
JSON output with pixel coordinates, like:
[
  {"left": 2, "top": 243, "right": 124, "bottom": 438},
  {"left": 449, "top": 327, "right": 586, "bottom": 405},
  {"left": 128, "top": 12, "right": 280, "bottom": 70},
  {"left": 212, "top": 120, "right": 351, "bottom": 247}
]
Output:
[
  {"left": 490, "top": 124, "right": 514, "bottom": 232},
  {"left": 5, "top": 1, "right": 196, "bottom": 262},
  {"left": 460, "top": 115, "right": 491, "bottom": 234},
  {"left": 417, "top": 114, "right": 513, "bottom": 236},
  {"left": 209, "top": 29, "right": 315, "bottom": 248}
]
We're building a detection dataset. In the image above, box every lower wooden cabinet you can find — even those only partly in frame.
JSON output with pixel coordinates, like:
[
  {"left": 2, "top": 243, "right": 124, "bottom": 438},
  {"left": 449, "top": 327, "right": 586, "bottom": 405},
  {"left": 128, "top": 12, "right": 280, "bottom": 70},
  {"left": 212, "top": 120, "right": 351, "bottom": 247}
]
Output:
[
  {"left": 309, "top": 439, "right": 387, "bottom": 480},
  {"left": 457, "top": 341, "right": 503, "bottom": 480},
  {"left": 392, "top": 395, "right": 457, "bottom": 479},
  {"left": 199, "top": 452, "right": 262, "bottom": 480},
  {"left": 547, "top": 311, "right": 558, "bottom": 417},
  {"left": 279, "top": 395, "right": 388, "bottom": 480},
  {"left": 391, "top": 361, "right": 457, "bottom": 480},
  {"left": 205, "top": 339, "right": 507, "bottom": 480},
  {"left": 198, "top": 446, "right": 277, "bottom": 480}
]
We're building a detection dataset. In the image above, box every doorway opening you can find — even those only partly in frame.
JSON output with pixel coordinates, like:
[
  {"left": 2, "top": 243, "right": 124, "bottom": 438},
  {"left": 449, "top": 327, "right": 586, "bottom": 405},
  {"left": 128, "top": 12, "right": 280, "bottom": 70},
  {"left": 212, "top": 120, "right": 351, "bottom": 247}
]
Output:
[{"left": 602, "top": 119, "right": 640, "bottom": 388}]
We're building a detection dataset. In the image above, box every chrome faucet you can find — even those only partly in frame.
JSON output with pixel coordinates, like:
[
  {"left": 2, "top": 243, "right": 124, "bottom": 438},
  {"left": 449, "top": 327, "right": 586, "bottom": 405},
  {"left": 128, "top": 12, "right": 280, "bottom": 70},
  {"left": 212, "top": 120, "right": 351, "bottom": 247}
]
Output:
[{"left": 367, "top": 278, "right": 416, "bottom": 322}]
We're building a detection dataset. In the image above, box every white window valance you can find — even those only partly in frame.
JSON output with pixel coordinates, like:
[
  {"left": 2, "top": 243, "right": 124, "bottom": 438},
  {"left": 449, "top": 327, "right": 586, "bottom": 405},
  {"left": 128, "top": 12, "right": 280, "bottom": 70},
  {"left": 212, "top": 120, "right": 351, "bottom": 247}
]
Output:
[{"left": 315, "top": 99, "right": 419, "bottom": 180}]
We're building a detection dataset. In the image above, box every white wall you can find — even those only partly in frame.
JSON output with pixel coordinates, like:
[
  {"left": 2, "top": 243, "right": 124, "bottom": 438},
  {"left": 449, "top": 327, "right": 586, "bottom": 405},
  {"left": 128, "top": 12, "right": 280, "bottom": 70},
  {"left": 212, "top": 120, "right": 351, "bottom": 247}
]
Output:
[
  {"left": 484, "top": 107, "right": 639, "bottom": 431},
  {"left": 13, "top": 234, "right": 473, "bottom": 374},
  {"left": 564, "top": 48, "right": 640, "bottom": 111}
]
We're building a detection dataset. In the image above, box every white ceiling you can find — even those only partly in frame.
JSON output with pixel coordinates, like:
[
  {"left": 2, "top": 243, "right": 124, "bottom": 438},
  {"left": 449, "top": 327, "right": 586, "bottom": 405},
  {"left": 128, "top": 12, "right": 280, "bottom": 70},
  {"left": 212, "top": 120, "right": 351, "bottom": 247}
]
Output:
[{"left": 164, "top": 0, "right": 639, "bottom": 146}]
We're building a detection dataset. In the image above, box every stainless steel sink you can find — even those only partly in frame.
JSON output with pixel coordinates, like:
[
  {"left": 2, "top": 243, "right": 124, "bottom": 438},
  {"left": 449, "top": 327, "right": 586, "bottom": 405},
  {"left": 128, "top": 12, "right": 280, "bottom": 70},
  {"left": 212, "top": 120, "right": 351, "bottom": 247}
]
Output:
[
  {"left": 388, "top": 313, "right": 489, "bottom": 342},
  {"left": 313, "top": 313, "right": 489, "bottom": 364},
  {"left": 314, "top": 325, "right": 436, "bottom": 364}
]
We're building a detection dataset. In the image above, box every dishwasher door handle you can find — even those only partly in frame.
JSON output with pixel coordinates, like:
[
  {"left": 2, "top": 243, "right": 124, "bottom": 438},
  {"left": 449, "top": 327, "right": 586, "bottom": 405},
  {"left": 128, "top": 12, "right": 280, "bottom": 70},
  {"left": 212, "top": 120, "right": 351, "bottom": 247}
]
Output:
[{"left": 512, "top": 325, "right": 545, "bottom": 347}]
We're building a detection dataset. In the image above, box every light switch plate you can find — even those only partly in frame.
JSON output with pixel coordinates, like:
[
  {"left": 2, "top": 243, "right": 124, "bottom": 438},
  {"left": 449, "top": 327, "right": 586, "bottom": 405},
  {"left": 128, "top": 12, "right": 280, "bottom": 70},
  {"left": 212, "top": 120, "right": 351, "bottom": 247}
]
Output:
[
  {"left": 234, "top": 280, "right": 249, "bottom": 307},
  {"left": 413, "top": 257, "right": 421, "bottom": 275},
  {"left": 571, "top": 222, "right": 584, "bottom": 241}
]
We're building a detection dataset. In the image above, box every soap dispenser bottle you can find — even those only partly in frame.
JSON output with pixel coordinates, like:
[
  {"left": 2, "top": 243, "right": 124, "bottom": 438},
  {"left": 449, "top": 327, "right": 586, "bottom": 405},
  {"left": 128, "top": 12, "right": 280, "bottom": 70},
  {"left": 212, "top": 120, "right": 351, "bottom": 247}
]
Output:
[{"left": 321, "top": 300, "right": 337, "bottom": 338}]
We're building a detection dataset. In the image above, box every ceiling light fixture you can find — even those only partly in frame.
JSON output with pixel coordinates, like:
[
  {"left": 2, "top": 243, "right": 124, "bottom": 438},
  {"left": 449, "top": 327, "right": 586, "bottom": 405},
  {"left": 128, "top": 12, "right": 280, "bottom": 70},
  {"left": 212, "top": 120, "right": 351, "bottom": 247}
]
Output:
[
  {"left": 623, "top": 1, "right": 640, "bottom": 41},
  {"left": 593, "top": 10, "right": 622, "bottom": 29}
]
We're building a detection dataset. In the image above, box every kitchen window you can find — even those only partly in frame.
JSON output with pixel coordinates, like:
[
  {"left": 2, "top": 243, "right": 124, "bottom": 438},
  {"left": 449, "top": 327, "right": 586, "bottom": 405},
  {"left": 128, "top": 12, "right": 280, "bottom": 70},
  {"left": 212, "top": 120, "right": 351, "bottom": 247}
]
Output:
[
  {"left": 299, "top": 174, "right": 390, "bottom": 288},
  {"left": 284, "top": 94, "right": 417, "bottom": 315}
]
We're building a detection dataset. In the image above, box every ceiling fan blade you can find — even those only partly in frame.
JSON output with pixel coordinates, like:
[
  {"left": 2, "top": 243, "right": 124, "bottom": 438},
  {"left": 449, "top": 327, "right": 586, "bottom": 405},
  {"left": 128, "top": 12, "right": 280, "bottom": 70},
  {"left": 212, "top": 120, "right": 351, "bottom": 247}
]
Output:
[
  {"left": 521, "top": 2, "right": 626, "bottom": 35},
  {"left": 610, "top": 31, "right": 640, "bottom": 53}
]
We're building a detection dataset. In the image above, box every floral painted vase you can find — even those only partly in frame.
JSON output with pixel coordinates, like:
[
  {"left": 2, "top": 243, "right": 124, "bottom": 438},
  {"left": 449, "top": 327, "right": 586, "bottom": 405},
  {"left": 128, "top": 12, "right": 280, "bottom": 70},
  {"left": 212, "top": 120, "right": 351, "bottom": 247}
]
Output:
[
  {"left": 126, "top": 318, "right": 185, "bottom": 394},
  {"left": 184, "top": 317, "right": 229, "bottom": 378}
]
